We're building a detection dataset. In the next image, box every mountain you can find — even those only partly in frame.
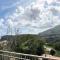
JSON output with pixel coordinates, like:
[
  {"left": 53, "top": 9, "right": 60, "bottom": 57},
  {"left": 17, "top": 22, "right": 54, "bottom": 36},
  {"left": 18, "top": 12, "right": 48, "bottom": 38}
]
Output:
[
  {"left": 39, "top": 25, "right": 60, "bottom": 37},
  {"left": 1, "top": 25, "right": 60, "bottom": 42},
  {"left": 1, "top": 34, "right": 39, "bottom": 41},
  {"left": 39, "top": 25, "right": 60, "bottom": 43}
]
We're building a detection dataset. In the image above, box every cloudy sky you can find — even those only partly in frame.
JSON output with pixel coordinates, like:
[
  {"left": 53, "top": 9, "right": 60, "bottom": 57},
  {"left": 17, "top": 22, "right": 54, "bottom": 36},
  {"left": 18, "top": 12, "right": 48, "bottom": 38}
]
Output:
[{"left": 0, "top": 0, "right": 60, "bottom": 36}]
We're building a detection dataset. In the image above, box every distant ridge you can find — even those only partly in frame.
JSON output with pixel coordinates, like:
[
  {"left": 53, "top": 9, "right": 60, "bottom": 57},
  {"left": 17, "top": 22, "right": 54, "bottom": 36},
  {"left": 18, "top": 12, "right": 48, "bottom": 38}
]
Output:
[
  {"left": 0, "top": 34, "right": 38, "bottom": 41},
  {"left": 39, "top": 25, "right": 60, "bottom": 37},
  {"left": 1, "top": 25, "right": 60, "bottom": 41}
]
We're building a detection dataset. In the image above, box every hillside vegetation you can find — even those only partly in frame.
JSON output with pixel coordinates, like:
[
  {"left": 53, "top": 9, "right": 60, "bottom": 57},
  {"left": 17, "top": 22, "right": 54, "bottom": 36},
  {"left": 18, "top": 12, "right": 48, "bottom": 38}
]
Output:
[{"left": 1, "top": 34, "right": 45, "bottom": 55}]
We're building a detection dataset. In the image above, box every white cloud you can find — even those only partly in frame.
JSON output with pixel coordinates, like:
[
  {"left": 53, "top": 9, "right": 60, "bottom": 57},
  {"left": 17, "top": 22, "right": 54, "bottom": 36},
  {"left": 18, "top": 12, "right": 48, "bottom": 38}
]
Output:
[{"left": 0, "top": 19, "right": 5, "bottom": 29}]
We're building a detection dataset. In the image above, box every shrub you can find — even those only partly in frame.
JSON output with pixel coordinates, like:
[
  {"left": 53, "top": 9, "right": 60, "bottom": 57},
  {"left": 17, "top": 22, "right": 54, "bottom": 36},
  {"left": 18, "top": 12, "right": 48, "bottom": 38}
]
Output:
[{"left": 50, "top": 49, "right": 55, "bottom": 56}]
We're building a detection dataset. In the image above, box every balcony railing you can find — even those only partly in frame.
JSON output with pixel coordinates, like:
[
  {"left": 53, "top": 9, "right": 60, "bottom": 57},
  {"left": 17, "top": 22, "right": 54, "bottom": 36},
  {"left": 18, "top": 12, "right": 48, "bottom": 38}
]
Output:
[{"left": 0, "top": 50, "right": 44, "bottom": 60}]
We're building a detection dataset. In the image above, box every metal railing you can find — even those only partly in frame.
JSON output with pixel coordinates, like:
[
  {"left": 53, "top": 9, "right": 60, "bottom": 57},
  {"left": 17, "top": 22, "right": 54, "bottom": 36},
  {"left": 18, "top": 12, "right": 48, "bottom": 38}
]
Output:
[{"left": 0, "top": 50, "right": 44, "bottom": 60}]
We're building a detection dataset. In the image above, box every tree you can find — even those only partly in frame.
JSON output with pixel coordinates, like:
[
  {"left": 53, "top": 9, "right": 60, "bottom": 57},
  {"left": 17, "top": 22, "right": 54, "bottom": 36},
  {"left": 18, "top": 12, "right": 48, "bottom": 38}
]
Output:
[
  {"left": 53, "top": 42, "right": 60, "bottom": 51},
  {"left": 50, "top": 49, "right": 55, "bottom": 56},
  {"left": 36, "top": 45, "right": 44, "bottom": 55},
  {"left": 14, "top": 35, "right": 45, "bottom": 55},
  {"left": 0, "top": 44, "right": 3, "bottom": 50}
]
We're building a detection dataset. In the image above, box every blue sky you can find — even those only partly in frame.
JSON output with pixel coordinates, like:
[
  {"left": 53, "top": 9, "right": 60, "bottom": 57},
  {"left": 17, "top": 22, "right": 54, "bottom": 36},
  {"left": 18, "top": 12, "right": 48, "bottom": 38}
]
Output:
[
  {"left": 0, "top": 0, "right": 60, "bottom": 36},
  {"left": 0, "top": 0, "right": 34, "bottom": 17}
]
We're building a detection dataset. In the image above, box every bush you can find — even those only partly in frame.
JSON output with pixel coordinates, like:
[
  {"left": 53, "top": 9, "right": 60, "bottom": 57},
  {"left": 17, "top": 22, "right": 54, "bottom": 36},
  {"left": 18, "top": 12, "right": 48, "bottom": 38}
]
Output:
[{"left": 50, "top": 49, "right": 55, "bottom": 56}]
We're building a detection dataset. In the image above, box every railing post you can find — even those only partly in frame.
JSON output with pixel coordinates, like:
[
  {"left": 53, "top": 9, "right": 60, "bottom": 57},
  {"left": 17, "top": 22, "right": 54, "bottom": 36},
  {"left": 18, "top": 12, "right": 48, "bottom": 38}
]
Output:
[
  {"left": 24, "top": 55, "right": 26, "bottom": 60},
  {"left": 2, "top": 54, "right": 4, "bottom": 60},
  {"left": 38, "top": 57, "right": 43, "bottom": 60}
]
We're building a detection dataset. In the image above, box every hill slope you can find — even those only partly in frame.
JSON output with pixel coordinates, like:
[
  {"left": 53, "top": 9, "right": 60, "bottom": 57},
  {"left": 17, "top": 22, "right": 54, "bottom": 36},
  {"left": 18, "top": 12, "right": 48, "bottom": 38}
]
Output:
[{"left": 39, "top": 25, "right": 60, "bottom": 37}]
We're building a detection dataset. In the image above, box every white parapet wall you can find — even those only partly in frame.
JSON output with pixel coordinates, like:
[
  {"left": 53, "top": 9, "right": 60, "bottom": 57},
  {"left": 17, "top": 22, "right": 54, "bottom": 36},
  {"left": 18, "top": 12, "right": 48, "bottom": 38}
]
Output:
[{"left": 0, "top": 50, "right": 43, "bottom": 60}]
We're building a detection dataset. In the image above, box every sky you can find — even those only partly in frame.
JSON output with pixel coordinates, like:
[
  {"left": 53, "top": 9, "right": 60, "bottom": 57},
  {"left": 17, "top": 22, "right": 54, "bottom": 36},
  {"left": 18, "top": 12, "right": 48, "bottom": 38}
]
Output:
[{"left": 0, "top": 0, "right": 60, "bottom": 36}]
